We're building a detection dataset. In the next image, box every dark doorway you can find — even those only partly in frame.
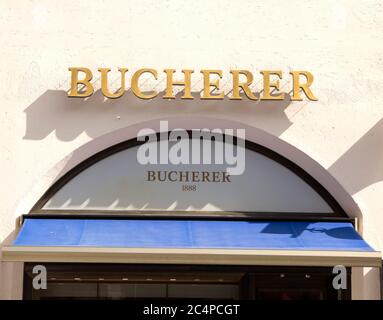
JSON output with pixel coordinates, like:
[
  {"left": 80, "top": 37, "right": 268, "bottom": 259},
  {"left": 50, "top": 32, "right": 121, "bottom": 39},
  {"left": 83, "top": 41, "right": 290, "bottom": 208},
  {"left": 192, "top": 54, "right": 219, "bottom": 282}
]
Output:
[{"left": 23, "top": 263, "right": 351, "bottom": 300}]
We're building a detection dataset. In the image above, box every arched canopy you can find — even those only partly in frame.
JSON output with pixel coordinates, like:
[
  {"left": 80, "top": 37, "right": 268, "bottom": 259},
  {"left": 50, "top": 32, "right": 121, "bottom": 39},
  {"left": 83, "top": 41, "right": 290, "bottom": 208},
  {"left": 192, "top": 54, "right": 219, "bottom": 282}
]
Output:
[{"left": 33, "top": 133, "right": 346, "bottom": 218}]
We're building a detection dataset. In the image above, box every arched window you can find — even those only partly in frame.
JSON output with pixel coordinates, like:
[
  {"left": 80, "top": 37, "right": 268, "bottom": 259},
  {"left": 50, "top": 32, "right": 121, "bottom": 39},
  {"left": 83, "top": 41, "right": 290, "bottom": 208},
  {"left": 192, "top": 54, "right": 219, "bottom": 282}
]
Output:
[{"left": 32, "top": 133, "right": 345, "bottom": 218}]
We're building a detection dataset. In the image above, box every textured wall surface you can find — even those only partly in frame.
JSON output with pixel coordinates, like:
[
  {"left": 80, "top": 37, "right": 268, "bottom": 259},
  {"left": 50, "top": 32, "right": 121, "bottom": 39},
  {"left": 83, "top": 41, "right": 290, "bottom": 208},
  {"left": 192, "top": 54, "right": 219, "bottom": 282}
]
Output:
[{"left": 0, "top": 0, "right": 382, "bottom": 299}]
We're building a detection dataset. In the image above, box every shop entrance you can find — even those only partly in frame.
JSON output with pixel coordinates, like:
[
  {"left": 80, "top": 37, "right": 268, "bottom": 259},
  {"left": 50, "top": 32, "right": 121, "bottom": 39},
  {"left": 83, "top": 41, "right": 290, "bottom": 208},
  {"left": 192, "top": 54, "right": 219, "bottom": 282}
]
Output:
[
  {"left": 3, "top": 133, "right": 377, "bottom": 301},
  {"left": 23, "top": 264, "right": 350, "bottom": 300}
]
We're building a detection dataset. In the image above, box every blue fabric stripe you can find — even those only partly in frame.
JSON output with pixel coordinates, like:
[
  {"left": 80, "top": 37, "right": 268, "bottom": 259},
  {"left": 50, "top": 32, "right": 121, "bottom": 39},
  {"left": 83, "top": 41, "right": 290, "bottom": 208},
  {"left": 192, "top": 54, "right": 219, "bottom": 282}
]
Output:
[{"left": 13, "top": 219, "right": 374, "bottom": 252}]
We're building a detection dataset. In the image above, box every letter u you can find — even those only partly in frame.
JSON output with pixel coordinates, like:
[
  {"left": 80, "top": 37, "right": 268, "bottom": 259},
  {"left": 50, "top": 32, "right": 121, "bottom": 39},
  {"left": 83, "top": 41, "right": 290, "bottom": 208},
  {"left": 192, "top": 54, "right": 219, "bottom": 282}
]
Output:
[{"left": 157, "top": 171, "right": 167, "bottom": 182}]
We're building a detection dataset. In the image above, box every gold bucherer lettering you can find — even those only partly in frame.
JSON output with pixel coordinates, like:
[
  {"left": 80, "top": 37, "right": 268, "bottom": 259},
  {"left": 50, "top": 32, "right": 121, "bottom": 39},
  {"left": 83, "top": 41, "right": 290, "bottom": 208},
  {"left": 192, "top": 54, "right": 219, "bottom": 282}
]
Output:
[
  {"left": 68, "top": 67, "right": 318, "bottom": 101},
  {"left": 147, "top": 171, "right": 231, "bottom": 183}
]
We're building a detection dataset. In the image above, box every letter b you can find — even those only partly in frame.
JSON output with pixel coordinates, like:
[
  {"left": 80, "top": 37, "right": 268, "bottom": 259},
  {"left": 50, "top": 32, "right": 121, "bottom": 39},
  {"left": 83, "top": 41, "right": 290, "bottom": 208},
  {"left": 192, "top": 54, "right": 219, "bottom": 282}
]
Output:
[
  {"left": 147, "top": 171, "right": 156, "bottom": 181},
  {"left": 68, "top": 67, "right": 94, "bottom": 97}
]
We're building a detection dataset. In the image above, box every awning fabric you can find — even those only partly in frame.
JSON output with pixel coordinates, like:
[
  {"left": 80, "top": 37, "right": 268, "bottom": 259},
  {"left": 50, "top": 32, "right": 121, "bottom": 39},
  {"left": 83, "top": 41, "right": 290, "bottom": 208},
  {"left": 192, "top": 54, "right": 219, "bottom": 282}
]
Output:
[{"left": 2, "top": 218, "right": 381, "bottom": 267}]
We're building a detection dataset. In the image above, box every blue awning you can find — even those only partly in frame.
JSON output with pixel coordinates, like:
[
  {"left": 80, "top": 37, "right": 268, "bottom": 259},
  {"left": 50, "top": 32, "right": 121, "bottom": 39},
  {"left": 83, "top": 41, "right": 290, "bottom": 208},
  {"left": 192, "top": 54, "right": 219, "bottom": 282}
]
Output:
[
  {"left": 3, "top": 218, "right": 381, "bottom": 267},
  {"left": 12, "top": 219, "right": 374, "bottom": 251}
]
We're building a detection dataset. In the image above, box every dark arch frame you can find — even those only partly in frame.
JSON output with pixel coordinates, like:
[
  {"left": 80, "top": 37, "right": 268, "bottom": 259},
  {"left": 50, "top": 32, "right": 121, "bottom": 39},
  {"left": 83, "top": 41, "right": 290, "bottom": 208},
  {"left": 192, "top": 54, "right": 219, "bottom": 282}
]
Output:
[{"left": 29, "top": 132, "right": 349, "bottom": 221}]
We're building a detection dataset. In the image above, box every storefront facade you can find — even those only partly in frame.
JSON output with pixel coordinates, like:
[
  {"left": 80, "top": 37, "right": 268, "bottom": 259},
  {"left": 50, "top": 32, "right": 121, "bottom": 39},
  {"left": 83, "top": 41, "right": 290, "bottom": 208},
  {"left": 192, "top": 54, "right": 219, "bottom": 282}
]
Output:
[{"left": 1, "top": 1, "right": 383, "bottom": 300}]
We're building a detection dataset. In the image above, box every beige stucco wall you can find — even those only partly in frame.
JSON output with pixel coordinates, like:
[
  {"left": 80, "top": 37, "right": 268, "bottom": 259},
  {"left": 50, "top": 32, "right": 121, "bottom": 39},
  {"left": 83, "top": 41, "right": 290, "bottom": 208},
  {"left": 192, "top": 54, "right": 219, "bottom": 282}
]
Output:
[{"left": 0, "top": 0, "right": 382, "bottom": 299}]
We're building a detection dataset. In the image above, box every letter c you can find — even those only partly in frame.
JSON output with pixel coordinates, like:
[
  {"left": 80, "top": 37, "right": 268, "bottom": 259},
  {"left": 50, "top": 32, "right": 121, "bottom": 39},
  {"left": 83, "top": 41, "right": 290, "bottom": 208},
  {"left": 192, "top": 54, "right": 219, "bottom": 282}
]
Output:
[
  {"left": 131, "top": 68, "right": 158, "bottom": 99},
  {"left": 168, "top": 171, "right": 177, "bottom": 182}
]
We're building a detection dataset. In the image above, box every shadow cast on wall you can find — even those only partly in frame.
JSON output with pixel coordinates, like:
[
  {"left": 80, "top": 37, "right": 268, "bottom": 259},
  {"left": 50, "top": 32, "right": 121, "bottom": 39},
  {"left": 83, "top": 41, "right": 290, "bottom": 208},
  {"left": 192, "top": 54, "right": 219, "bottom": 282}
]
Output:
[
  {"left": 23, "top": 89, "right": 293, "bottom": 141},
  {"left": 329, "top": 118, "right": 383, "bottom": 195}
]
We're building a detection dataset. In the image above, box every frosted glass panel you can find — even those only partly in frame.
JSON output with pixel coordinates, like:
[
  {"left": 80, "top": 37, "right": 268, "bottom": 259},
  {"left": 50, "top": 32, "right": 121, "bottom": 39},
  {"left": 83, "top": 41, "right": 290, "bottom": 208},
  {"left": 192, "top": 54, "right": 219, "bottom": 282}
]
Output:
[{"left": 43, "top": 139, "right": 333, "bottom": 213}]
